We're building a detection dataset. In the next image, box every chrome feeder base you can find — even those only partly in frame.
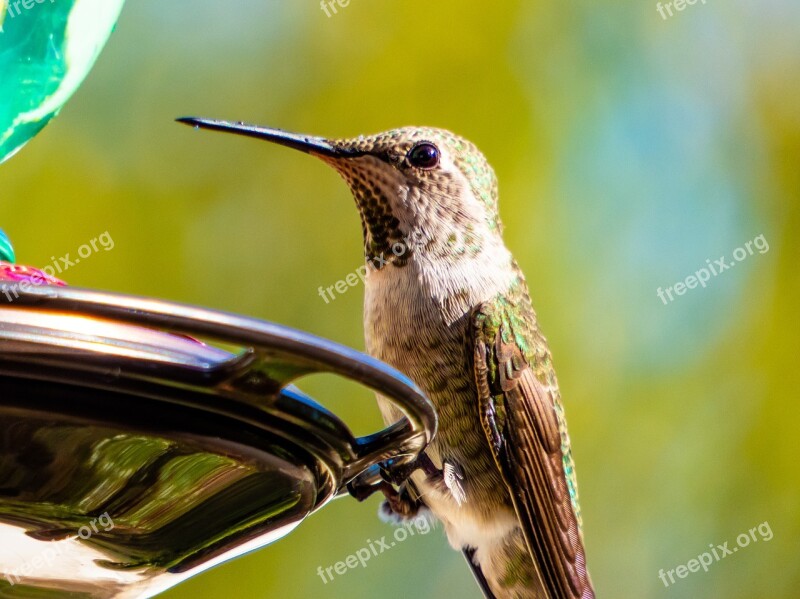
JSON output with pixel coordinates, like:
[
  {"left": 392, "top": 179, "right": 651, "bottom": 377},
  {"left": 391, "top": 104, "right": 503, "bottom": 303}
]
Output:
[{"left": 0, "top": 283, "right": 436, "bottom": 598}]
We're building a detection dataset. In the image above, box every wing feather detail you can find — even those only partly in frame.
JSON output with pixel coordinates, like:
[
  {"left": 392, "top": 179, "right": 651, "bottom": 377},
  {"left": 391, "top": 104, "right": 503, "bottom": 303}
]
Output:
[{"left": 471, "top": 301, "right": 593, "bottom": 599}]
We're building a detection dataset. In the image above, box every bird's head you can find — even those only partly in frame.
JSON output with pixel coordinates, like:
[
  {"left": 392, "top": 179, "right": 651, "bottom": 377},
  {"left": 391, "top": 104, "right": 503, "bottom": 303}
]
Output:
[{"left": 178, "top": 119, "right": 504, "bottom": 268}]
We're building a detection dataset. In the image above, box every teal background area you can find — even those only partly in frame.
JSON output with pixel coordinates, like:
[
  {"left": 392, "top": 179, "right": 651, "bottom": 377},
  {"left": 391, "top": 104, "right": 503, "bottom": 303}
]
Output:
[{"left": 1, "top": 1, "right": 799, "bottom": 598}]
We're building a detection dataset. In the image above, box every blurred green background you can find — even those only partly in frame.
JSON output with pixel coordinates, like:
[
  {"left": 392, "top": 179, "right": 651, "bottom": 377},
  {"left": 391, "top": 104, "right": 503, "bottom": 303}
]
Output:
[{"left": 1, "top": 0, "right": 799, "bottom": 597}]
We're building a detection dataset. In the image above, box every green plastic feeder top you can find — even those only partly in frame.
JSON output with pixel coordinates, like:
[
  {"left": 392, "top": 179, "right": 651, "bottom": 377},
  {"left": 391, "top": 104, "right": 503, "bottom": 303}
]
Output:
[{"left": 0, "top": 0, "right": 125, "bottom": 163}]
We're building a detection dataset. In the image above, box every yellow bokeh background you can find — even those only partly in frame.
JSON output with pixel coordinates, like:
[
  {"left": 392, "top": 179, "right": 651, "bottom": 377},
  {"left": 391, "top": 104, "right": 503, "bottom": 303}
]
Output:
[{"left": 1, "top": 1, "right": 798, "bottom": 597}]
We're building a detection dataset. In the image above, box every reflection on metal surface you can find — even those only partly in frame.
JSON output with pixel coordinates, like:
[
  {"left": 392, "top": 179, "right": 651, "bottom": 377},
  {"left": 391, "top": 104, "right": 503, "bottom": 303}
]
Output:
[{"left": 0, "top": 282, "right": 436, "bottom": 597}]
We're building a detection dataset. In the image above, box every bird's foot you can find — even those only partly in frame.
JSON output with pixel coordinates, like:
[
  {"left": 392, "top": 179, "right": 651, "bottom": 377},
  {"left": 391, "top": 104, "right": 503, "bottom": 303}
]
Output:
[
  {"left": 380, "top": 452, "right": 443, "bottom": 486},
  {"left": 378, "top": 481, "right": 427, "bottom": 523}
]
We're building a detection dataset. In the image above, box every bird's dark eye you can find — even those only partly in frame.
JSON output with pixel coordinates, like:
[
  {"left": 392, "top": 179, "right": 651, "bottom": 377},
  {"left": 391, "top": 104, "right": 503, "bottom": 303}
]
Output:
[{"left": 407, "top": 142, "right": 440, "bottom": 169}]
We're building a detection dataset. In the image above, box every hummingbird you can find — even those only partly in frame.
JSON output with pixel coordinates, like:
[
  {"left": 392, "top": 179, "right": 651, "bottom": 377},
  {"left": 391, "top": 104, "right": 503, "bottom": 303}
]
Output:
[{"left": 178, "top": 117, "right": 594, "bottom": 599}]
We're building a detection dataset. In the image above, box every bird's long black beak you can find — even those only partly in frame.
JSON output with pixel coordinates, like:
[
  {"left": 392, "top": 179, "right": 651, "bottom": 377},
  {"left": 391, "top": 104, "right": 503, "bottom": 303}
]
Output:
[{"left": 176, "top": 117, "right": 363, "bottom": 159}]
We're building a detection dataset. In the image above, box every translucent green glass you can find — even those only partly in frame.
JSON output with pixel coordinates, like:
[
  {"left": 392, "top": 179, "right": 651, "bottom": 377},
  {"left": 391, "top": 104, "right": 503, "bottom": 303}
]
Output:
[
  {"left": 0, "top": 229, "right": 13, "bottom": 262},
  {"left": 0, "top": 0, "right": 125, "bottom": 164}
]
